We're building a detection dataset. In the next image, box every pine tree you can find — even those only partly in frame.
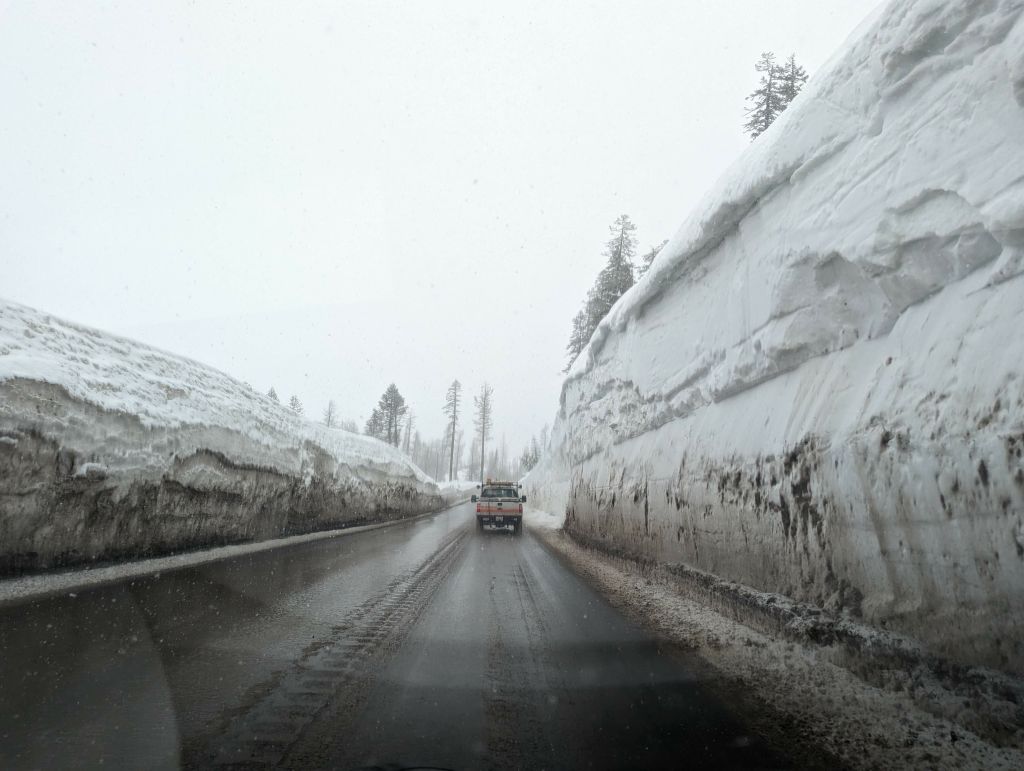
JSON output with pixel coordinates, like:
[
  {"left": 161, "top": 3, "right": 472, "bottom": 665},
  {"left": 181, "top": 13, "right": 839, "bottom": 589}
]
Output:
[
  {"left": 288, "top": 395, "right": 304, "bottom": 414},
  {"left": 473, "top": 383, "right": 494, "bottom": 483},
  {"left": 519, "top": 446, "right": 531, "bottom": 474},
  {"left": 778, "top": 53, "right": 808, "bottom": 110},
  {"left": 519, "top": 434, "right": 540, "bottom": 474},
  {"left": 443, "top": 380, "right": 462, "bottom": 482},
  {"left": 743, "top": 52, "right": 785, "bottom": 140},
  {"left": 267, "top": 386, "right": 279, "bottom": 402},
  {"left": 637, "top": 239, "right": 669, "bottom": 277},
  {"left": 564, "top": 310, "right": 589, "bottom": 372},
  {"left": 322, "top": 400, "right": 337, "bottom": 428},
  {"left": 564, "top": 214, "right": 638, "bottom": 371},
  {"left": 594, "top": 214, "right": 638, "bottom": 313},
  {"left": 369, "top": 383, "right": 407, "bottom": 446},
  {"left": 364, "top": 408, "right": 385, "bottom": 439}
]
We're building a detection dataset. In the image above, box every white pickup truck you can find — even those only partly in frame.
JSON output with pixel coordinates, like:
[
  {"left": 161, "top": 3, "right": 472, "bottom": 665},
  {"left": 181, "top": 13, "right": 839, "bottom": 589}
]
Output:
[{"left": 471, "top": 480, "right": 526, "bottom": 534}]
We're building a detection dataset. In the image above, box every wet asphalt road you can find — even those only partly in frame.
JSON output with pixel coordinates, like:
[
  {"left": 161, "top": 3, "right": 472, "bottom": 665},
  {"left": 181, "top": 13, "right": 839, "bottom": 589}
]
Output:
[{"left": 0, "top": 502, "right": 788, "bottom": 770}]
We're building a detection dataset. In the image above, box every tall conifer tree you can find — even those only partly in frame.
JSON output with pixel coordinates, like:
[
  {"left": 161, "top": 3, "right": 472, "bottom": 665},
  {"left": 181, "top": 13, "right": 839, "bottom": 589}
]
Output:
[{"left": 744, "top": 52, "right": 785, "bottom": 139}]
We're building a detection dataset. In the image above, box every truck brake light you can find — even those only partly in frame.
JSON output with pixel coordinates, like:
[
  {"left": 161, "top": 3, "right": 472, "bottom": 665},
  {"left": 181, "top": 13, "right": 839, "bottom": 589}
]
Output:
[{"left": 518, "top": 504, "right": 523, "bottom": 514}]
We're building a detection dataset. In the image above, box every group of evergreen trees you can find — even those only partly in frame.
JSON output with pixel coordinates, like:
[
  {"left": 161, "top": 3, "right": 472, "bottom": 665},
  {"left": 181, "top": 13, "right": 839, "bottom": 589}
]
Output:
[
  {"left": 402, "top": 380, "right": 525, "bottom": 484},
  {"left": 564, "top": 215, "right": 667, "bottom": 371},
  {"left": 421, "top": 380, "right": 494, "bottom": 483},
  {"left": 264, "top": 378, "right": 546, "bottom": 484},
  {"left": 266, "top": 386, "right": 356, "bottom": 432},
  {"left": 743, "top": 52, "right": 808, "bottom": 139},
  {"left": 562, "top": 52, "right": 808, "bottom": 369},
  {"left": 266, "top": 386, "right": 308, "bottom": 416},
  {"left": 351, "top": 379, "right": 503, "bottom": 485},
  {"left": 364, "top": 383, "right": 408, "bottom": 446},
  {"left": 518, "top": 436, "right": 541, "bottom": 474},
  {"left": 414, "top": 380, "right": 547, "bottom": 484}
]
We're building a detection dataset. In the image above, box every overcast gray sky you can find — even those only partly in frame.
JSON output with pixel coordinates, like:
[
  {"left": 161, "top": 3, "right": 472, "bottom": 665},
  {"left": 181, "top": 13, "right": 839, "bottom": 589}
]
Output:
[{"left": 1, "top": 0, "right": 880, "bottom": 455}]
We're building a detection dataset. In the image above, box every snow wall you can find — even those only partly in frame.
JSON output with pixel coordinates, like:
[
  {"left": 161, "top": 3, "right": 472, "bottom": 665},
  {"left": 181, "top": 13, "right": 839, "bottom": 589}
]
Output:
[
  {"left": 0, "top": 299, "right": 443, "bottom": 574},
  {"left": 526, "top": 0, "right": 1024, "bottom": 676}
]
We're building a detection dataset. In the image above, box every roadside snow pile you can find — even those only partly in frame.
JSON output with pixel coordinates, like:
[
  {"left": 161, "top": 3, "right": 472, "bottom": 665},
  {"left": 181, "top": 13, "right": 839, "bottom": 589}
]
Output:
[
  {"left": 0, "top": 298, "right": 441, "bottom": 573},
  {"left": 527, "top": 0, "right": 1024, "bottom": 676},
  {"left": 524, "top": 506, "right": 563, "bottom": 531}
]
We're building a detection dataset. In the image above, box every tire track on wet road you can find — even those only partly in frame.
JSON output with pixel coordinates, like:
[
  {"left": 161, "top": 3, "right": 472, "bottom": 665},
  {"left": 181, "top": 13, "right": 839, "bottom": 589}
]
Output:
[{"left": 203, "top": 528, "right": 468, "bottom": 767}]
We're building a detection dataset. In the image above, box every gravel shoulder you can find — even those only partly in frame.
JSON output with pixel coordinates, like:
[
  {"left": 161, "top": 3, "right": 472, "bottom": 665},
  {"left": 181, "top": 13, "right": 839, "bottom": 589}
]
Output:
[{"left": 526, "top": 511, "right": 1024, "bottom": 771}]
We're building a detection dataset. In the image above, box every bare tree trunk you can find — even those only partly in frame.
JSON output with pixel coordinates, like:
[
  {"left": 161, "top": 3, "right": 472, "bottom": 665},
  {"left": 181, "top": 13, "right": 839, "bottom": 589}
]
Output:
[
  {"left": 448, "top": 417, "right": 457, "bottom": 482},
  {"left": 479, "top": 428, "right": 486, "bottom": 484}
]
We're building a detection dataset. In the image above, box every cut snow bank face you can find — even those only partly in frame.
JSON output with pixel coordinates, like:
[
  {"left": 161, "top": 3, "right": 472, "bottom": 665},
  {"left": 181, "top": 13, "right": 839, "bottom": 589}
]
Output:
[
  {"left": 0, "top": 299, "right": 441, "bottom": 573},
  {"left": 527, "top": 0, "right": 1024, "bottom": 676}
]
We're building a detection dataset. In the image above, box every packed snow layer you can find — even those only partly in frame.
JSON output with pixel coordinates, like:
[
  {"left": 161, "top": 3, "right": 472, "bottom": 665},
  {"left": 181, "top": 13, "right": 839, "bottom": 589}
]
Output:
[
  {"left": 528, "top": 0, "right": 1024, "bottom": 675},
  {"left": 0, "top": 298, "right": 442, "bottom": 573}
]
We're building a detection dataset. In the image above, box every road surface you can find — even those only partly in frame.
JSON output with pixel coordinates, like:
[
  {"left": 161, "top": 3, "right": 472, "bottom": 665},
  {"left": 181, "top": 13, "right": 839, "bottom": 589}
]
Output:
[{"left": 0, "top": 501, "right": 789, "bottom": 769}]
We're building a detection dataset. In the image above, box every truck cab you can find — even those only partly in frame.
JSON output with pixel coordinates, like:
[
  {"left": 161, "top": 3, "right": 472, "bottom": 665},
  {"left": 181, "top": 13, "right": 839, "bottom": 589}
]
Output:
[{"left": 471, "top": 480, "right": 526, "bottom": 534}]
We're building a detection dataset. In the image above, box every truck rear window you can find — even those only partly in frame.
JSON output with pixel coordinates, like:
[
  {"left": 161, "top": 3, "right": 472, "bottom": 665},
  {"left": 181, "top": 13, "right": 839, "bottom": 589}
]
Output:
[{"left": 482, "top": 488, "right": 518, "bottom": 498}]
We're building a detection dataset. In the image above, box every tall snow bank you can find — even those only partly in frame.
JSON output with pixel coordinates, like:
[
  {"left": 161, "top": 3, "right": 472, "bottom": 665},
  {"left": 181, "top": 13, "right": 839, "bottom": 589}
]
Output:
[
  {"left": 0, "top": 299, "right": 442, "bottom": 573},
  {"left": 528, "top": 0, "right": 1024, "bottom": 675}
]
